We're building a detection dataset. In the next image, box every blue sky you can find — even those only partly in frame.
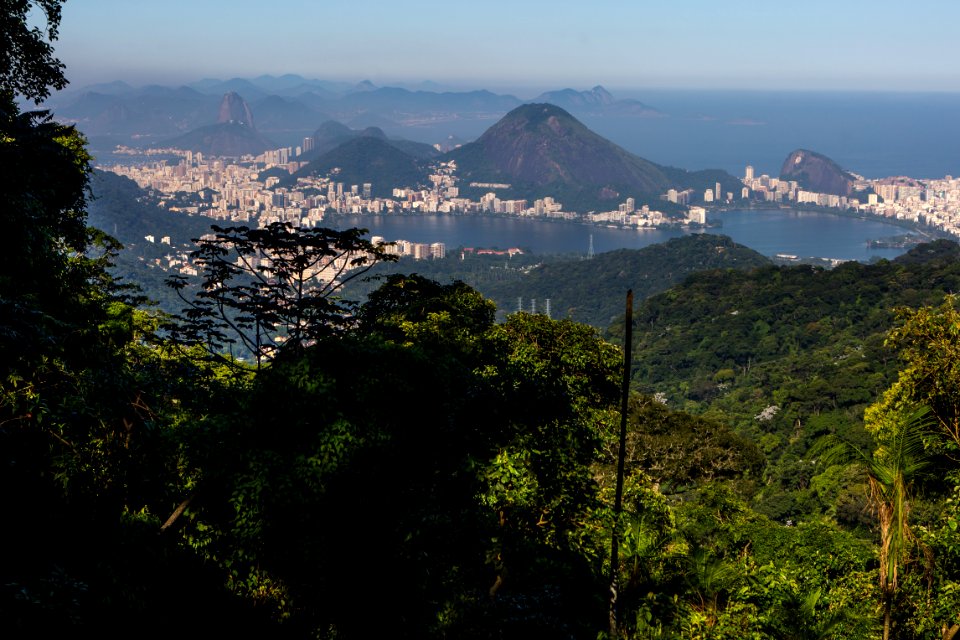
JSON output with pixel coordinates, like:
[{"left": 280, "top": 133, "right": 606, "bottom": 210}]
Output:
[{"left": 52, "top": 0, "right": 960, "bottom": 93}]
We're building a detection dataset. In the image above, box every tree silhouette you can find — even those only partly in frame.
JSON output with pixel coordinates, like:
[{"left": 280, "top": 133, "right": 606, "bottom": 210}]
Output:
[
  {"left": 166, "top": 222, "right": 396, "bottom": 368},
  {"left": 1, "top": 0, "right": 67, "bottom": 104}
]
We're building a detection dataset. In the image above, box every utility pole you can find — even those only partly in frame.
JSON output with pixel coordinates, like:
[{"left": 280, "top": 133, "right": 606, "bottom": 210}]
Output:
[{"left": 609, "top": 289, "right": 633, "bottom": 639}]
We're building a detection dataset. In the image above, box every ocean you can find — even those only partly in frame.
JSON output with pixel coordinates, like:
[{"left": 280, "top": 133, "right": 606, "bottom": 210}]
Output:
[
  {"left": 580, "top": 89, "right": 960, "bottom": 180},
  {"left": 401, "top": 90, "right": 960, "bottom": 181}
]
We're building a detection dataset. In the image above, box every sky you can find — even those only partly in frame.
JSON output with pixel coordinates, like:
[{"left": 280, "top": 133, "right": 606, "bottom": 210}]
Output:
[{"left": 49, "top": 0, "right": 960, "bottom": 93}]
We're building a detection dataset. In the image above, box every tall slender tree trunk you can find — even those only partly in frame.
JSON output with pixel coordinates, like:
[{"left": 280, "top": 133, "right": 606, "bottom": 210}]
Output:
[{"left": 883, "top": 590, "right": 892, "bottom": 640}]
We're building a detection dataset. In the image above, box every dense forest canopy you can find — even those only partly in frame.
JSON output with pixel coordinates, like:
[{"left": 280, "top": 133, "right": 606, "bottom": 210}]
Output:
[{"left": 3, "top": 4, "right": 960, "bottom": 638}]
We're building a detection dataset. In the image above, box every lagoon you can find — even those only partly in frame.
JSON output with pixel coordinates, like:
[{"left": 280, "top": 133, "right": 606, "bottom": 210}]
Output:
[{"left": 331, "top": 209, "right": 925, "bottom": 262}]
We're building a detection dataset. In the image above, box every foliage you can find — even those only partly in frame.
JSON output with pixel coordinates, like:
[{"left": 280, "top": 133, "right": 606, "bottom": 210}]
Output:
[
  {"left": 618, "top": 244, "right": 960, "bottom": 525},
  {"left": 356, "top": 272, "right": 496, "bottom": 352},
  {"left": 165, "top": 222, "right": 396, "bottom": 367},
  {"left": 620, "top": 395, "right": 765, "bottom": 493},
  {"left": 818, "top": 410, "right": 933, "bottom": 603},
  {"left": 866, "top": 296, "right": 960, "bottom": 453},
  {"left": 0, "top": 0, "right": 66, "bottom": 104},
  {"left": 855, "top": 298, "right": 960, "bottom": 638},
  {"left": 160, "top": 278, "right": 624, "bottom": 638}
]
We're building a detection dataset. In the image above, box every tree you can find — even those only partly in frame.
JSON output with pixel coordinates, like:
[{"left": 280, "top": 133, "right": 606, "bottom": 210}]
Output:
[
  {"left": 166, "top": 222, "right": 396, "bottom": 368},
  {"left": 817, "top": 408, "right": 933, "bottom": 640},
  {"left": 867, "top": 297, "right": 960, "bottom": 454},
  {"left": 1, "top": 1, "right": 189, "bottom": 630},
  {"left": 0, "top": 0, "right": 67, "bottom": 104},
  {"left": 165, "top": 281, "right": 625, "bottom": 638},
  {"left": 1, "top": 0, "right": 91, "bottom": 363},
  {"left": 356, "top": 273, "right": 496, "bottom": 351},
  {"left": 861, "top": 298, "right": 960, "bottom": 638}
]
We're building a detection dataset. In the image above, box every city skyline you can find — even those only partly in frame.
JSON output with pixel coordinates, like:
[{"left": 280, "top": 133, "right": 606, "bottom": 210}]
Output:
[{"left": 49, "top": 0, "right": 960, "bottom": 94}]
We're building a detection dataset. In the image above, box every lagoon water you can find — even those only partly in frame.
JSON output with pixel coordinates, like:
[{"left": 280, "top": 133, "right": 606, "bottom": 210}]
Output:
[{"left": 332, "top": 209, "right": 919, "bottom": 262}]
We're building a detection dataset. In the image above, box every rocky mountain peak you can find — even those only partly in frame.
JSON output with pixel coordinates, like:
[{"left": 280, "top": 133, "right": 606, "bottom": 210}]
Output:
[{"left": 217, "top": 92, "right": 255, "bottom": 128}]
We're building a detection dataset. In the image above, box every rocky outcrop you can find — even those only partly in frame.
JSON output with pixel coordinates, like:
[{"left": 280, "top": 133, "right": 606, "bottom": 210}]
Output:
[{"left": 780, "top": 149, "right": 855, "bottom": 197}]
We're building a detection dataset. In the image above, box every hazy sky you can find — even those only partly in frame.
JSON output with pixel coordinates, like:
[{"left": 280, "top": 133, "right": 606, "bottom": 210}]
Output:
[{"left": 52, "top": 0, "right": 960, "bottom": 93}]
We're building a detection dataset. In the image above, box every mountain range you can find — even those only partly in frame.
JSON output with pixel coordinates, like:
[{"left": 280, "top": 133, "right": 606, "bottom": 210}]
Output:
[
  {"left": 48, "top": 75, "right": 662, "bottom": 149},
  {"left": 160, "top": 98, "right": 743, "bottom": 210},
  {"left": 284, "top": 102, "right": 740, "bottom": 209},
  {"left": 52, "top": 76, "right": 745, "bottom": 210}
]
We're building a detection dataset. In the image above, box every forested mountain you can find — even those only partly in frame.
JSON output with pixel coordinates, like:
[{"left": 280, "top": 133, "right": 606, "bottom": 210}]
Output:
[
  {"left": 448, "top": 103, "right": 742, "bottom": 210},
  {"left": 86, "top": 170, "right": 220, "bottom": 310},
  {"left": 620, "top": 241, "right": 960, "bottom": 519},
  {"left": 299, "top": 120, "right": 440, "bottom": 162},
  {"left": 87, "top": 170, "right": 219, "bottom": 245},
  {"left": 290, "top": 135, "right": 429, "bottom": 197},
  {"left": 481, "top": 234, "right": 770, "bottom": 326}
]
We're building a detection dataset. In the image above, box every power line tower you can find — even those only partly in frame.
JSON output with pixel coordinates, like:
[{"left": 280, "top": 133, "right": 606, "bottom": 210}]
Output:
[
  {"left": 588, "top": 233, "right": 595, "bottom": 259},
  {"left": 545, "top": 298, "right": 551, "bottom": 319}
]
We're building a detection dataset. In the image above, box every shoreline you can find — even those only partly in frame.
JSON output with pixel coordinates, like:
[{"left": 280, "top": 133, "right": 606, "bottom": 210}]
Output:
[
  {"left": 706, "top": 202, "right": 949, "bottom": 241},
  {"left": 326, "top": 203, "right": 945, "bottom": 243}
]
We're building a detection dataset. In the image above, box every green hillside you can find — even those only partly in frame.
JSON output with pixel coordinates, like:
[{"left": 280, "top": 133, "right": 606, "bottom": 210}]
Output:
[
  {"left": 289, "top": 135, "right": 428, "bottom": 196},
  {"left": 341, "top": 234, "right": 771, "bottom": 326},
  {"left": 617, "top": 240, "right": 960, "bottom": 518}
]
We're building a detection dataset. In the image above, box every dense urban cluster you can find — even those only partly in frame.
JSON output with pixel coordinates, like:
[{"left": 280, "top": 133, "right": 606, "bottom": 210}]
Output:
[
  {"left": 109, "top": 143, "right": 960, "bottom": 244},
  {"left": 103, "top": 144, "right": 706, "bottom": 236},
  {"left": 741, "top": 164, "right": 960, "bottom": 237}
]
